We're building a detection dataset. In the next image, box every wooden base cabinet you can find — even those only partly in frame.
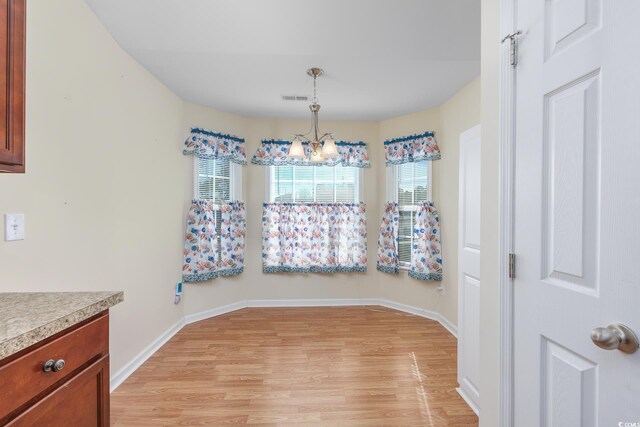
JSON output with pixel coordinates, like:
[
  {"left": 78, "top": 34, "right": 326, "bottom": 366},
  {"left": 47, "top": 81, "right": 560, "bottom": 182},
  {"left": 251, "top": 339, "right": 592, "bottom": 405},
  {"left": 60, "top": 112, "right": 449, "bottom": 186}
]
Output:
[
  {"left": 0, "top": 0, "right": 26, "bottom": 173},
  {"left": 0, "top": 312, "right": 111, "bottom": 426}
]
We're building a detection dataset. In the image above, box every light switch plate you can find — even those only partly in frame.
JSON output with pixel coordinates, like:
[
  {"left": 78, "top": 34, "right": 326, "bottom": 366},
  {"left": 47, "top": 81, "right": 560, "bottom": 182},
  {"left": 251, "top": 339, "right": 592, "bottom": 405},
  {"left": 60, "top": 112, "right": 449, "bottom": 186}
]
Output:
[{"left": 5, "top": 213, "right": 25, "bottom": 241}]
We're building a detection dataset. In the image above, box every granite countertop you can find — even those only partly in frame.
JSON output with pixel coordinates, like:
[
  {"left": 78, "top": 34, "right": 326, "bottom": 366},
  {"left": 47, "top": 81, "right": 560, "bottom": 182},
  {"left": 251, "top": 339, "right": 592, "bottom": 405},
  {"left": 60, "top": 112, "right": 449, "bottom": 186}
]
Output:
[{"left": 0, "top": 291, "right": 124, "bottom": 361}]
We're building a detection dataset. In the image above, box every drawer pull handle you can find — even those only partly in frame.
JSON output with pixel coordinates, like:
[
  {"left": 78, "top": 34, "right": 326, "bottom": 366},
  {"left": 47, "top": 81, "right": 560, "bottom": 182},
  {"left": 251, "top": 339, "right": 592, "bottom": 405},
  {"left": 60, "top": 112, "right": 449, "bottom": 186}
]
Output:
[
  {"left": 53, "top": 359, "right": 65, "bottom": 372},
  {"left": 43, "top": 359, "right": 65, "bottom": 373}
]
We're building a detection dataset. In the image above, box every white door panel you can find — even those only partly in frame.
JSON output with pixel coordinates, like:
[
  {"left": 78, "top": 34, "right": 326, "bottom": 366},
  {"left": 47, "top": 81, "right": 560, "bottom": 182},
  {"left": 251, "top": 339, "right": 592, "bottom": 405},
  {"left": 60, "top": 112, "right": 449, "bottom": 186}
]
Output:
[
  {"left": 514, "top": 0, "right": 640, "bottom": 425},
  {"left": 458, "top": 125, "right": 481, "bottom": 413}
]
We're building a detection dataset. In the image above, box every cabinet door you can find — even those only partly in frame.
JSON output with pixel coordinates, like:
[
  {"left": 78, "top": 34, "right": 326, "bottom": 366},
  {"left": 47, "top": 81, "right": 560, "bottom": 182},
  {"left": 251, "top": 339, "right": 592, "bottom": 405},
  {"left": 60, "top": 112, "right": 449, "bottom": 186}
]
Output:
[
  {"left": 7, "top": 355, "right": 110, "bottom": 427},
  {"left": 0, "top": 0, "right": 25, "bottom": 173}
]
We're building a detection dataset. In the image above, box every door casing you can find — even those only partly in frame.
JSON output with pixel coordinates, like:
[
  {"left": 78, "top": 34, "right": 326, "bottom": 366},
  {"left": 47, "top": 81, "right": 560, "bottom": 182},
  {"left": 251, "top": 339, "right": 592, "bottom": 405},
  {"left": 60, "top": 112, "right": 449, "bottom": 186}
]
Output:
[{"left": 498, "top": 0, "right": 517, "bottom": 425}]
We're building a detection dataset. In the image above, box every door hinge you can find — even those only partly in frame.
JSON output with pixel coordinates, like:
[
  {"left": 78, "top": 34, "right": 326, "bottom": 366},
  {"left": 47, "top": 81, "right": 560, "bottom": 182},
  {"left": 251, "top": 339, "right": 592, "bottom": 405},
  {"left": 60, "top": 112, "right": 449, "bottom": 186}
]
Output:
[
  {"left": 501, "top": 31, "right": 522, "bottom": 67},
  {"left": 508, "top": 253, "right": 516, "bottom": 279}
]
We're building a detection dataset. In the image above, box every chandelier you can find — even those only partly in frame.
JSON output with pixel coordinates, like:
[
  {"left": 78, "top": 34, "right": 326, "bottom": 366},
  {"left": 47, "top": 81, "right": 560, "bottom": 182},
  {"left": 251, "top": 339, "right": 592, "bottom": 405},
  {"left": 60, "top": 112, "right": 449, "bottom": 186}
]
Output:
[{"left": 287, "top": 68, "right": 339, "bottom": 161}]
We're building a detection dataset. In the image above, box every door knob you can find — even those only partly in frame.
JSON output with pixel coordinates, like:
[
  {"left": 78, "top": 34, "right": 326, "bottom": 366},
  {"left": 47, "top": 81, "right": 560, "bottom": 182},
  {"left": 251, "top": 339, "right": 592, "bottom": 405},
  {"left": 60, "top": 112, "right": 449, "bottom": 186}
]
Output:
[{"left": 591, "top": 323, "right": 639, "bottom": 354}]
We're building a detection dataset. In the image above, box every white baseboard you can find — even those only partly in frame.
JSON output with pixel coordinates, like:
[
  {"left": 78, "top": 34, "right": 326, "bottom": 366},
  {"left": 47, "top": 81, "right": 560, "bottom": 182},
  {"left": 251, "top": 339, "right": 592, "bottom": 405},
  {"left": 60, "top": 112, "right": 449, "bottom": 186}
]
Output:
[
  {"left": 377, "top": 298, "right": 458, "bottom": 337},
  {"left": 456, "top": 386, "right": 480, "bottom": 416},
  {"left": 245, "top": 298, "right": 457, "bottom": 338},
  {"left": 184, "top": 300, "right": 247, "bottom": 324},
  {"left": 248, "top": 298, "right": 379, "bottom": 307},
  {"left": 110, "top": 297, "right": 458, "bottom": 392},
  {"left": 110, "top": 317, "right": 185, "bottom": 392},
  {"left": 437, "top": 314, "right": 458, "bottom": 338}
]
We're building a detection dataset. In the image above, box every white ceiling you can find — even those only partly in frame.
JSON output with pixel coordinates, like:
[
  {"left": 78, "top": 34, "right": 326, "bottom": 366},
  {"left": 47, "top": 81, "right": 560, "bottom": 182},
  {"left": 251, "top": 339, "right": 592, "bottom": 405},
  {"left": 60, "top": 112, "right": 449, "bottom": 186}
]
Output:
[{"left": 84, "top": 0, "right": 480, "bottom": 120}]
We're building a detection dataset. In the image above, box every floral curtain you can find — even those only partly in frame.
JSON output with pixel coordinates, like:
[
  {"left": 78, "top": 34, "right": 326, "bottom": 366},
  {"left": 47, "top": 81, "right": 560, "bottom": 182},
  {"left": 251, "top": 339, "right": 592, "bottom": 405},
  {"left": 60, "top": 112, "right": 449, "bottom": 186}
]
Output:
[
  {"left": 384, "top": 131, "right": 441, "bottom": 165},
  {"left": 219, "top": 201, "right": 246, "bottom": 277},
  {"left": 251, "top": 140, "right": 370, "bottom": 168},
  {"left": 183, "top": 127, "right": 247, "bottom": 165},
  {"left": 183, "top": 200, "right": 246, "bottom": 282},
  {"left": 409, "top": 202, "right": 443, "bottom": 281},
  {"left": 262, "top": 203, "right": 368, "bottom": 273},
  {"left": 376, "top": 201, "right": 442, "bottom": 281},
  {"left": 376, "top": 202, "right": 399, "bottom": 274}
]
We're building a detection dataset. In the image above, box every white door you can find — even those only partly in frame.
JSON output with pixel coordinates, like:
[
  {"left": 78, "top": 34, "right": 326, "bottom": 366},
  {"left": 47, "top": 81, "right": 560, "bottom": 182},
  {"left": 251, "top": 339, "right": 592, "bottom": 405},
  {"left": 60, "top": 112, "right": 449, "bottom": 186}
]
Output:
[
  {"left": 457, "top": 125, "right": 481, "bottom": 414},
  {"left": 514, "top": 0, "right": 640, "bottom": 425}
]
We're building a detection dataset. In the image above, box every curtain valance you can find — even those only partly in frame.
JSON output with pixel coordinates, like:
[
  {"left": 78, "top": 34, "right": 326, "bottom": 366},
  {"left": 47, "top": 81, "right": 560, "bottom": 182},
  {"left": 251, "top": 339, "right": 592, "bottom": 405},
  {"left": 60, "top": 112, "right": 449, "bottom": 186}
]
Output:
[
  {"left": 251, "top": 140, "right": 370, "bottom": 168},
  {"left": 262, "top": 202, "right": 368, "bottom": 273},
  {"left": 376, "top": 201, "right": 442, "bottom": 281},
  {"left": 183, "top": 128, "right": 247, "bottom": 165},
  {"left": 384, "top": 131, "right": 441, "bottom": 165},
  {"left": 183, "top": 200, "right": 246, "bottom": 282}
]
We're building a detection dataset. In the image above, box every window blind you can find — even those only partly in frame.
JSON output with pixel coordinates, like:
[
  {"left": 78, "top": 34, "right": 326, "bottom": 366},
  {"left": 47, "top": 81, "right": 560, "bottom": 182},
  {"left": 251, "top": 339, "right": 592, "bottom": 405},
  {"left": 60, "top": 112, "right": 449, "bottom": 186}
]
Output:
[
  {"left": 397, "top": 161, "right": 430, "bottom": 265},
  {"left": 197, "top": 158, "right": 231, "bottom": 202},
  {"left": 271, "top": 165, "right": 359, "bottom": 203},
  {"left": 197, "top": 157, "right": 233, "bottom": 246}
]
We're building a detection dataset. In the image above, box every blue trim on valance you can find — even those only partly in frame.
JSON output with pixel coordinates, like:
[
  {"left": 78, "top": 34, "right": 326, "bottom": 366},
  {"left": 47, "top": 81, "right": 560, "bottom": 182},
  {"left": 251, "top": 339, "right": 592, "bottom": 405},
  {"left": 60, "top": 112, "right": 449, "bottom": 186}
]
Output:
[
  {"left": 384, "top": 131, "right": 435, "bottom": 145},
  {"left": 263, "top": 202, "right": 365, "bottom": 208},
  {"left": 263, "top": 265, "right": 367, "bottom": 274},
  {"left": 191, "top": 127, "right": 245, "bottom": 143},
  {"left": 251, "top": 157, "right": 370, "bottom": 167},
  {"left": 262, "top": 139, "right": 367, "bottom": 147},
  {"left": 186, "top": 151, "right": 247, "bottom": 165}
]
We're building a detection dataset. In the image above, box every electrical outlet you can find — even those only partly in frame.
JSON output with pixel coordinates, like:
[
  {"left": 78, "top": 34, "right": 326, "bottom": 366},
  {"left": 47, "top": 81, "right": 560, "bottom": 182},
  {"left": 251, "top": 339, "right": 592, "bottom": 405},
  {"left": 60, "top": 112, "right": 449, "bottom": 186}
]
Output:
[
  {"left": 4, "top": 213, "right": 24, "bottom": 241},
  {"left": 437, "top": 285, "right": 444, "bottom": 295},
  {"left": 174, "top": 281, "right": 183, "bottom": 305}
]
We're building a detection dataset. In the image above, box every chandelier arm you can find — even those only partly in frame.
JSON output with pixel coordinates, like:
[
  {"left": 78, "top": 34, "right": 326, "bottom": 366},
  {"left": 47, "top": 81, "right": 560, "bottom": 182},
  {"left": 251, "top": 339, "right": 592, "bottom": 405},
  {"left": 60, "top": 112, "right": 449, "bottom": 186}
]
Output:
[
  {"left": 319, "top": 132, "right": 333, "bottom": 142},
  {"left": 304, "top": 109, "right": 315, "bottom": 137},
  {"left": 295, "top": 109, "right": 316, "bottom": 139}
]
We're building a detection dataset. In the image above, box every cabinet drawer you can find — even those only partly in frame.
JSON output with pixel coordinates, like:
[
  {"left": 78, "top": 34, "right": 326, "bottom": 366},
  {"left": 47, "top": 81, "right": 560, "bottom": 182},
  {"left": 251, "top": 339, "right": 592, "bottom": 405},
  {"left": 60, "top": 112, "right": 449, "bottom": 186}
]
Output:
[
  {"left": 7, "top": 355, "right": 110, "bottom": 427},
  {"left": 0, "top": 313, "right": 108, "bottom": 420}
]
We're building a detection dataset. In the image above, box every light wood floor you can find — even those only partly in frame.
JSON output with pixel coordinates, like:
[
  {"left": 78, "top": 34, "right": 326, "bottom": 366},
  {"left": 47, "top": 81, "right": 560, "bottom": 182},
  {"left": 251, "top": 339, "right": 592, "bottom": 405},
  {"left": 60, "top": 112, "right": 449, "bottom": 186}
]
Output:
[{"left": 111, "top": 306, "right": 478, "bottom": 426}]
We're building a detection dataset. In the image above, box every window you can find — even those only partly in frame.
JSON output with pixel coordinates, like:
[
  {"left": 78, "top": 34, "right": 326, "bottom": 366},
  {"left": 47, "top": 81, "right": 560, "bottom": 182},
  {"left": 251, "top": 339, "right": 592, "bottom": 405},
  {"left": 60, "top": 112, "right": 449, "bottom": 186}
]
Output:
[
  {"left": 195, "top": 157, "right": 242, "bottom": 231},
  {"left": 196, "top": 158, "right": 231, "bottom": 202},
  {"left": 392, "top": 161, "right": 431, "bottom": 268},
  {"left": 268, "top": 165, "right": 360, "bottom": 203},
  {"left": 196, "top": 157, "right": 242, "bottom": 203}
]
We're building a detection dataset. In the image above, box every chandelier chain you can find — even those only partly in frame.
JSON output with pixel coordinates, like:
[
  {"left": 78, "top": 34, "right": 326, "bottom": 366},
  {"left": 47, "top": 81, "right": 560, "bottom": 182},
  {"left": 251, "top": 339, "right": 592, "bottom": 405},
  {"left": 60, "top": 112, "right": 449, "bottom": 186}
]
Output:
[{"left": 312, "top": 74, "right": 318, "bottom": 104}]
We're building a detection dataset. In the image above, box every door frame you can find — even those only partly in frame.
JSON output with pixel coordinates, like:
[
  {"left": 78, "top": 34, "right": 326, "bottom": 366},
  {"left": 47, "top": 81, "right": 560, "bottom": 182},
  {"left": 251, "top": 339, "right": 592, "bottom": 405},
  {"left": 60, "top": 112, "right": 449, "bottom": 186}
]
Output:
[{"left": 498, "top": 0, "right": 517, "bottom": 425}]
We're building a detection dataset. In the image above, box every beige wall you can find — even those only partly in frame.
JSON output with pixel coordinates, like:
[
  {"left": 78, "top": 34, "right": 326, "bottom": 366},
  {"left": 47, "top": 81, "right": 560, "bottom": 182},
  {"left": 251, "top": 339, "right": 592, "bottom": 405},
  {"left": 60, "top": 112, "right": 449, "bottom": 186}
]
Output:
[
  {"left": 179, "top": 107, "right": 383, "bottom": 316},
  {"left": 378, "top": 78, "right": 480, "bottom": 327},
  {"left": 0, "top": 0, "right": 186, "bottom": 375},
  {"left": 180, "top": 78, "right": 480, "bottom": 321},
  {"left": 0, "top": 0, "right": 485, "bottom": 399}
]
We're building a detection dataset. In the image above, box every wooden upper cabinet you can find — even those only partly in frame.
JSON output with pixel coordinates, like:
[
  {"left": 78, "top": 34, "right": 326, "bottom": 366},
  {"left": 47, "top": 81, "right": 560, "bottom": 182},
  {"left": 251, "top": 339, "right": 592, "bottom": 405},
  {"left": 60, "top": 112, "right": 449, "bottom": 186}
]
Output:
[{"left": 0, "top": 0, "right": 25, "bottom": 173}]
